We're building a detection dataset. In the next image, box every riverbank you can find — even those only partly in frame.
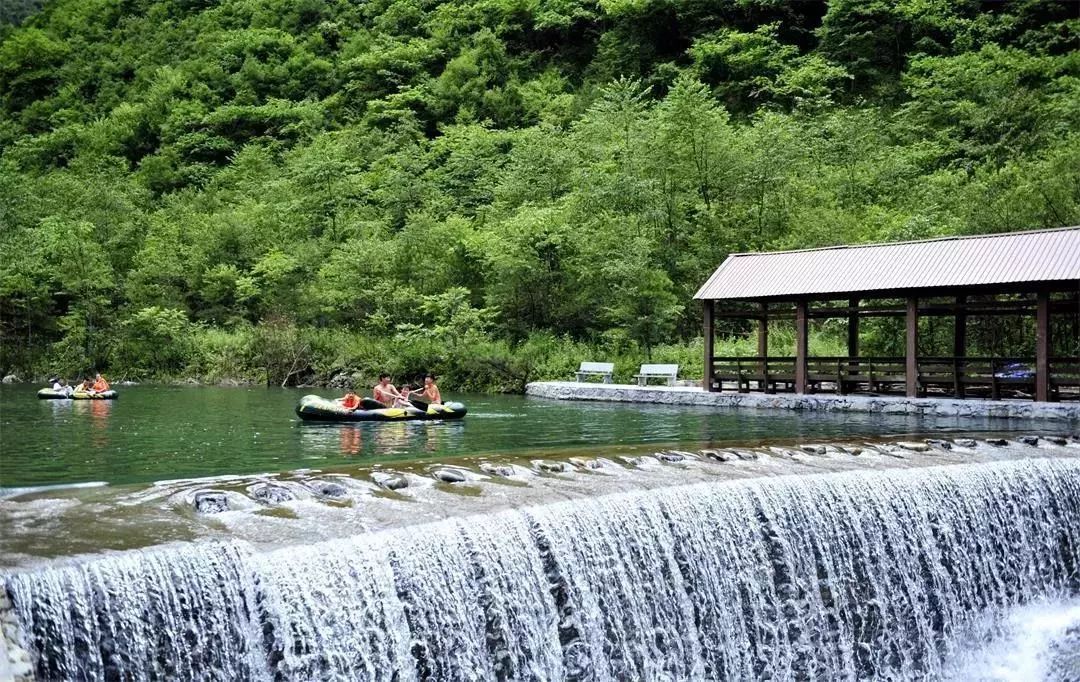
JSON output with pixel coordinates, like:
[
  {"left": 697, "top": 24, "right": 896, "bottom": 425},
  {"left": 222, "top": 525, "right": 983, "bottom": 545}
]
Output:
[{"left": 525, "top": 381, "right": 1080, "bottom": 422}]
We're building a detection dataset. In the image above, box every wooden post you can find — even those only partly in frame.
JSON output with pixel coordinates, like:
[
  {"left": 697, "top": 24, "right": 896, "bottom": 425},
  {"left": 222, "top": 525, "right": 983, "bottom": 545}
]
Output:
[
  {"left": 795, "top": 300, "right": 808, "bottom": 394},
  {"left": 1036, "top": 290, "right": 1050, "bottom": 402},
  {"left": 847, "top": 298, "right": 859, "bottom": 358},
  {"left": 757, "top": 303, "right": 768, "bottom": 390},
  {"left": 757, "top": 303, "right": 769, "bottom": 359},
  {"left": 954, "top": 295, "right": 967, "bottom": 398},
  {"left": 906, "top": 297, "right": 918, "bottom": 397},
  {"left": 846, "top": 297, "right": 859, "bottom": 396},
  {"left": 703, "top": 300, "right": 715, "bottom": 392}
]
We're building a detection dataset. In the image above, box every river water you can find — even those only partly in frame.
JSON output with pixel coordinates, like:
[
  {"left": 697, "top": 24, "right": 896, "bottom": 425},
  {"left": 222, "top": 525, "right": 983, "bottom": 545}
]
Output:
[
  {"left": 0, "top": 384, "right": 1056, "bottom": 488},
  {"left": 1, "top": 384, "right": 1078, "bottom": 680}
]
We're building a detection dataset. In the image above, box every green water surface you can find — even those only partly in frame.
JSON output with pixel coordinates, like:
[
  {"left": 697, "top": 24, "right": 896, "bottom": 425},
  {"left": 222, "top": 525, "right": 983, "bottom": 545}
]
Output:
[{"left": 0, "top": 384, "right": 1039, "bottom": 488}]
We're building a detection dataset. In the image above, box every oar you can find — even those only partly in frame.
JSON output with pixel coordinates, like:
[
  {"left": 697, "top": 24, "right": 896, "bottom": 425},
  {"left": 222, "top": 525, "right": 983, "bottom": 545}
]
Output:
[{"left": 408, "top": 396, "right": 431, "bottom": 411}]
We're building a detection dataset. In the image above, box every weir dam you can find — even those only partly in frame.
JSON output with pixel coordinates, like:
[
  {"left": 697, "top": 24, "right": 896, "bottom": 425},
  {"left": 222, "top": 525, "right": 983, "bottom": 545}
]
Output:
[{"left": 2, "top": 436, "right": 1079, "bottom": 680}]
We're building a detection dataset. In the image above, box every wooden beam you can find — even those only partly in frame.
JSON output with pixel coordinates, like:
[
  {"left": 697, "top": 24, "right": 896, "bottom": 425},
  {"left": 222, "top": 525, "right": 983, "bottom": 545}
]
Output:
[
  {"left": 906, "top": 297, "right": 918, "bottom": 398},
  {"left": 703, "top": 300, "right": 716, "bottom": 392},
  {"left": 847, "top": 298, "right": 859, "bottom": 357},
  {"left": 1036, "top": 291, "right": 1050, "bottom": 402},
  {"left": 795, "top": 300, "right": 808, "bottom": 394}
]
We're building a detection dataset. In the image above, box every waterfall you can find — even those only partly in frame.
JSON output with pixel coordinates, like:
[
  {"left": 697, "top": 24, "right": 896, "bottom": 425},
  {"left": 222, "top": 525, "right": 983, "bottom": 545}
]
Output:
[{"left": 6, "top": 458, "right": 1079, "bottom": 681}]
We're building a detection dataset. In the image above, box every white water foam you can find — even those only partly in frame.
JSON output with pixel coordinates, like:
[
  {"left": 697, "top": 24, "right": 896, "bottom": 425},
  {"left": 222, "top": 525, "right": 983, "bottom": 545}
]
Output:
[{"left": 6, "top": 458, "right": 1079, "bottom": 681}]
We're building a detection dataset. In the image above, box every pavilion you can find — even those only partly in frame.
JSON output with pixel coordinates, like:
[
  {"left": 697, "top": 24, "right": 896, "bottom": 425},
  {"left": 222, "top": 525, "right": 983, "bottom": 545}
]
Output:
[{"left": 695, "top": 227, "right": 1080, "bottom": 402}]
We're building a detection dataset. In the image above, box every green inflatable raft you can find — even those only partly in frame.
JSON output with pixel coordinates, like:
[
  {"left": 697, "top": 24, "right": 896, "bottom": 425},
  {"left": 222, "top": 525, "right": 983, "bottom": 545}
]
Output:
[
  {"left": 295, "top": 394, "right": 467, "bottom": 422},
  {"left": 37, "top": 388, "right": 118, "bottom": 400}
]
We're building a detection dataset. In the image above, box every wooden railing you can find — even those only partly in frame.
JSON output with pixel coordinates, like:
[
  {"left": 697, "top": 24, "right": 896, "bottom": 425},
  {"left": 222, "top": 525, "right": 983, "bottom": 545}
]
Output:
[{"left": 711, "top": 355, "right": 1080, "bottom": 400}]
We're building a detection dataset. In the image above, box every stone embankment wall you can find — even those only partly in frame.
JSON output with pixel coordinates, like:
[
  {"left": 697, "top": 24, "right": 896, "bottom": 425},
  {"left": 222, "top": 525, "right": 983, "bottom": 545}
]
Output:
[
  {"left": 1, "top": 588, "right": 33, "bottom": 681},
  {"left": 525, "top": 382, "right": 1080, "bottom": 422}
]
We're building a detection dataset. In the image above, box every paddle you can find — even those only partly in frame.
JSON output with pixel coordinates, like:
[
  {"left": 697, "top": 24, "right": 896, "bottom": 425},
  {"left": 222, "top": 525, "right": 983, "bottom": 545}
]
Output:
[{"left": 408, "top": 396, "right": 431, "bottom": 411}]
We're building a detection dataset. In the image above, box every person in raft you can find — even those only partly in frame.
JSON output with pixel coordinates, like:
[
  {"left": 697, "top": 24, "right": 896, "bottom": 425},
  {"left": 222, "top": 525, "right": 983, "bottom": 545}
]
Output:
[
  {"left": 51, "top": 378, "right": 73, "bottom": 396},
  {"left": 72, "top": 377, "right": 90, "bottom": 393},
  {"left": 420, "top": 374, "right": 441, "bottom": 404},
  {"left": 90, "top": 373, "right": 109, "bottom": 393},
  {"left": 338, "top": 388, "right": 361, "bottom": 411},
  {"left": 373, "top": 373, "right": 405, "bottom": 407},
  {"left": 393, "top": 385, "right": 415, "bottom": 409}
]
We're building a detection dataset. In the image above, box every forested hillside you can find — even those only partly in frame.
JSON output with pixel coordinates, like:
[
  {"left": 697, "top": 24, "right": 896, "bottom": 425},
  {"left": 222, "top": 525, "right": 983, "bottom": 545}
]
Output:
[{"left": 2, "top": 0, "right": 1078, "bottom": 388}]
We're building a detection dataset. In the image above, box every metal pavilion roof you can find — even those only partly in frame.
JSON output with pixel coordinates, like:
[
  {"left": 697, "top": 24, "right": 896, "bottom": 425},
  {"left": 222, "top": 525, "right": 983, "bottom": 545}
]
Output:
[{"left": 694, "top": 227, "right": 1080, "bottom": 301}]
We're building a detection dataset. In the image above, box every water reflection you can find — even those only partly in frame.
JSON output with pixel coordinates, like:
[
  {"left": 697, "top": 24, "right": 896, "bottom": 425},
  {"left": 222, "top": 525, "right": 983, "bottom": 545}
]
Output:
[
  {"left": 299, "top": 420, "right": 466, "bottom": 460},
  {"left": 71, "top": 400, "right": 112, "bottom": 448},
  {"left": 339, "top": 426, "right": 362, "bottom": 456}
]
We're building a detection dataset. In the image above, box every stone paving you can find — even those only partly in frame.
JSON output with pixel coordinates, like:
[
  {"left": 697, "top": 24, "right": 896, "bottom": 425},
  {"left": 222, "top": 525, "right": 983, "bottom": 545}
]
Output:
[{"left": 525, "top": 381, "right": 1080, "bottom": 422}]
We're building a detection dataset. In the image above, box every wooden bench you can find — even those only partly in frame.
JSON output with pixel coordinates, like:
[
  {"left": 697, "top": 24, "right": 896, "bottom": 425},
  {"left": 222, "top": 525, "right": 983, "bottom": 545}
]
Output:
[
  {"left": 575, "top": 361, "right": 614, "bottom": 383},
  {"left": 635, "top": 363, "right": 678, "bottom": 386}
]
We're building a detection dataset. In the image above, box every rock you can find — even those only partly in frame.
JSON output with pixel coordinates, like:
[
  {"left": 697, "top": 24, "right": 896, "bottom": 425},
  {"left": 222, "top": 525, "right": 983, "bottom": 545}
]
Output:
[
  {"left": 372, "top": 473, "right": 408, "bottom": 491},
  {"left": 1017, "top": 435, "right": 1039, "bottom": 446},
  {"left": 799, "top": 445, "right": 827, "bottom": 455},
  {"left": 250, "top": 483, "right": 293, "bottom": 504},
  {"left": 193, "top": 491, "right": 228, "bottom": 514},
  {"left": 309, "top": 480, "right": 348, "bottom": 498},
  {"left": 568, "top": 457, "right": 602, "bottom": 470},
  {"left": 535, "top": 460, "right": 568, "bottom": 473},
  {"left": 657, "top": 452, "right": 685, "bottom": 463},
  {"left": 897, "top": 441, "right": 931, "bottom": 452},
  {"left": 619, "top": 456, "right": 644, "bottom": 467},
  {"left": 328, "top": 372, "right": 361, "bottom": 389},
  {"left": 1, "top": 374, "right": 18, "bottom": 384},
  {"left": 433, "top": 468, "right": 466, "bottom": 483},
  {"left": 1045, "top": 436, "right": 1067, "bottom": 446},
  {"left": 925, "top": 439, "right": 952, "bottom": 450},
  {"left": 985, "top": 438, "right": 1008, "bottom": 447},
  {"left": 702, "top": 449, "right": 733, "bottom": 462},
  {"left": 479, "top": 463, "right": 514, "bottom": 477},
  {"left": 953, "top": 438, "right": 977, "bottom": 448},
  {"left": 733, "top": 450, "right": 759, "bottom": 461}
]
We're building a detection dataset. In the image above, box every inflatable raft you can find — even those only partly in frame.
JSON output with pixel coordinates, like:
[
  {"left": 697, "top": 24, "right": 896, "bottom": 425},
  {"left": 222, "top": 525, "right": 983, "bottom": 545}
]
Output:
[
  {"left": 295, "top": 395, "right": 467, "bottom": 422},
  {"left": 37, "top": 388, "right": 118, "bottom": 400}
]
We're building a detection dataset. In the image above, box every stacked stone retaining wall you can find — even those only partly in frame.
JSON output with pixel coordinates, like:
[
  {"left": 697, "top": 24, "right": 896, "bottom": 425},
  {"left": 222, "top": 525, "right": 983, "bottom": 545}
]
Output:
[{"left": 525, "top": 382, "right": 1080, "bottom": 422}]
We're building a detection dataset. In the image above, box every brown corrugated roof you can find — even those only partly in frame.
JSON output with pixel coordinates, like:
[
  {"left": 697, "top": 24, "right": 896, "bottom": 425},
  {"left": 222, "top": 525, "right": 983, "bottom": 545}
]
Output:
[{"left": 694, "top": 227, "right": 1080, "bottom": 300}]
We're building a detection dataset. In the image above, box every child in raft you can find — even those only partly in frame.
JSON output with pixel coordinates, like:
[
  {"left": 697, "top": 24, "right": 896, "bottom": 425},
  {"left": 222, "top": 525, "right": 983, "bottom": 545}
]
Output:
[
  {"left": 390, "top": 386, "right": 413, "bottom": 409},
  {"left": 337, "top": 389, "right": 361, "bottom": 411}
]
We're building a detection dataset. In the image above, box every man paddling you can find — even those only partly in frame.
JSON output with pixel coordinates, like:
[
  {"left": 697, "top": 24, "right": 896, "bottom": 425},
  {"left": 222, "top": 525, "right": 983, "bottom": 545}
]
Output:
[{"left": 373, "top": 373, "right": 404, "bottom": 407}]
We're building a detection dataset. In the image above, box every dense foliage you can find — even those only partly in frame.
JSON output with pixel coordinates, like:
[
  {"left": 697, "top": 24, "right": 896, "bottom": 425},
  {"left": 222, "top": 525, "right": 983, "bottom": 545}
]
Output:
[{"left": 1, "top": 0, "right": 1078, "bottom": 388}]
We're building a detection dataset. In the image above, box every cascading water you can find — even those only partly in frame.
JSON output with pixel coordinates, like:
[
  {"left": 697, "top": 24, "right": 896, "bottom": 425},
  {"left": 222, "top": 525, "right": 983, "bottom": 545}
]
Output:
[{"left": 6, "top": 458, "right": 1079, "bottom": 681}]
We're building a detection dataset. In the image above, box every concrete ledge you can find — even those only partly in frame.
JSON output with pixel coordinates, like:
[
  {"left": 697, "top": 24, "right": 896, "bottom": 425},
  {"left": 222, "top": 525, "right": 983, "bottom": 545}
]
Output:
[{"left": 525, "top": 381, "right": 1080, "bottom": 422}]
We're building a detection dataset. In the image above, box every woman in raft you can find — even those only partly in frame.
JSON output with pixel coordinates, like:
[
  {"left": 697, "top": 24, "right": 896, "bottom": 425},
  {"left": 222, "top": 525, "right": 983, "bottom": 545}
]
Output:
[{"left": 90, "top": 373, "right": 110, "bottom": 393}]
